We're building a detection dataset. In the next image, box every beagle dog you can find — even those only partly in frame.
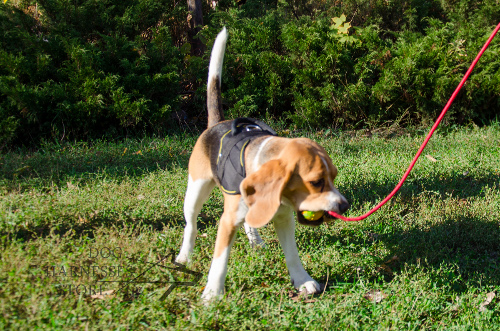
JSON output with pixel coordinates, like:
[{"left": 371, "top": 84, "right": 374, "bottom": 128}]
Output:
[{"left": 176, "top": 27, "right": 350, "bottom": 302}]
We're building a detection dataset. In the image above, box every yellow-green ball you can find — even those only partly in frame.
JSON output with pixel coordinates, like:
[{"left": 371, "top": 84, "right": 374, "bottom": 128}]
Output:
[{"left": 301, "top": 210, "right": 324, "bottom": 221}]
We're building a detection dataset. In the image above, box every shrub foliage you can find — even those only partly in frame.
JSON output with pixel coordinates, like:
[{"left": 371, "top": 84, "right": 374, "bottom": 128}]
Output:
[{"left": 1, "top": 0, "right": 499, "bottom": 146}]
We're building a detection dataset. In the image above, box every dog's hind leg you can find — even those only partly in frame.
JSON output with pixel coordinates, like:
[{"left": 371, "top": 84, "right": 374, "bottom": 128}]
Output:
[
  {"left": 243, "top": 223, "right": 265, "bottom": 248},
  {"left": 176, "top": 175, "right": 215, "bottom": 264}
]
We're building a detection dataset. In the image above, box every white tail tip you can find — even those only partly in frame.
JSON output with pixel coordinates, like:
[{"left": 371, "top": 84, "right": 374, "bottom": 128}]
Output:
[{"left": 208, "top": 27, "right": 228, "bottom": 86}]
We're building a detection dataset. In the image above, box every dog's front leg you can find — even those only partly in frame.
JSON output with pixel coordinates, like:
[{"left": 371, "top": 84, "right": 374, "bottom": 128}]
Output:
[
  {"left": 273, "top": 207, "right": 321, "bottom": 295},
  {"left": 202, "top": 195, "right": 244, "bottom": 302}
]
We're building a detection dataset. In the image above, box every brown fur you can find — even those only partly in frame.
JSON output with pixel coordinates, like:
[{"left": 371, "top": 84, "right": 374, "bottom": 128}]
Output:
[
  {"left": 213, "top": 194, "right": 241, "bottom": 258},
  {"left": 241, "top": 159, "right": 291, "bottom": 228},
  {"left": 207, "top": 76, "right": 224, "bottom": 128}
]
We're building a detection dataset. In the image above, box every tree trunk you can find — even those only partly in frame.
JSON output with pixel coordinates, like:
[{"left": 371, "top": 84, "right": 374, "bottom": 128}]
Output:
[{"left": 187, "top": 0, "right": 205, "bottom": 56}]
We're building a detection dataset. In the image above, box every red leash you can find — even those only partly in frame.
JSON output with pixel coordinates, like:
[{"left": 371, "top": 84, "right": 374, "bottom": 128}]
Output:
[{"left": 328, "top": 22, "right": 500, "bottom": 222}]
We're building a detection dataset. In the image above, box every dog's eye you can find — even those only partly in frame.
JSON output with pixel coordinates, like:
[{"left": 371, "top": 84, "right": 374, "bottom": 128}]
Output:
[{"left": 310, "top": 179, "right": 324, "bottom": 189}]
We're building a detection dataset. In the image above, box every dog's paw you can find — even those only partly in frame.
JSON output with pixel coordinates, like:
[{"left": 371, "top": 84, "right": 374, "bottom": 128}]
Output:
[
  {"left": 249, "top": 241, "right": 266, "bottom": 249},
  {"left": 175, "top": 252, "right": 190, "bottom": 265},
  {"left": 201, "top": 287, "right": 223, "bottom": 305},
  {"left": 297, "top": 280, "right": 321, "bottom": 295}
]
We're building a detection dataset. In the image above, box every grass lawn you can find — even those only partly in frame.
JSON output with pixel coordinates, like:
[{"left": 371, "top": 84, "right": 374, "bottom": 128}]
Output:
[{"left": 1, "top": 124, "right": 499, "bottom": 329}]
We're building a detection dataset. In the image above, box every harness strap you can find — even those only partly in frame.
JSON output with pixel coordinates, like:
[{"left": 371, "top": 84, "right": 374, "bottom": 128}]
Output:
[{"left": 216, "top": 118, "right": 277, "bottom": 195}]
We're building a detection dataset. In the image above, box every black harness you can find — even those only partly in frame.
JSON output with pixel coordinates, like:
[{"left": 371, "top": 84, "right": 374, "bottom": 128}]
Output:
[{"left": 216, "top": 118, "right": 277, "bottom": 195}]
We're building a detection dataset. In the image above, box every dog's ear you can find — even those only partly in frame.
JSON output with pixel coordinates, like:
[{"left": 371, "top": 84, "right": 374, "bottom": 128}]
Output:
[{"left": 240, "top": 159, "right": 291, "bottom": 228}]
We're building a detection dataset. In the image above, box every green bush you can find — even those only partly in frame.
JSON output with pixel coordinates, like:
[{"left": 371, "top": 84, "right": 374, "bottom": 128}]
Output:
[
  {"left": 211, "top": 1, "right": 499, "bottom": 129},
  {"left": 0, "top": 0, "right": 499, "bottom": 147},
  {"left": 0, "top": 0, "right": 184, "bottom": 146}
]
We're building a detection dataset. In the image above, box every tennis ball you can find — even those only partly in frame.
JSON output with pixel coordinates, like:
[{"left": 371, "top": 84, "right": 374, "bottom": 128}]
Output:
[{"left": 301, "top": 210, "right": 324, "bottom": 221}]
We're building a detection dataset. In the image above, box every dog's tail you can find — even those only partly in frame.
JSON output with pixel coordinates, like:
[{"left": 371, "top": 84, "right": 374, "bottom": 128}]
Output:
[{"left": 207, "top": 27, "right": 227, "bottom": 128}]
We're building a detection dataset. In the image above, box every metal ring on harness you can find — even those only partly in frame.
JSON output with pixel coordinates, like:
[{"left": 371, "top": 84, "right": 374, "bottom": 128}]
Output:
[
  {"left": 231, "top": 118, "right": 262, "bottom": 136},
  {"left": 243, "top": 124, "right": 261, "bottom": 132}
]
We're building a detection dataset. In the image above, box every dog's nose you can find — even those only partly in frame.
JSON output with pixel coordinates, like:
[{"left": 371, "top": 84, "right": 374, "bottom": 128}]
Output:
[{"left": 339, "top": 201, "right": 350, "bottom": 214}]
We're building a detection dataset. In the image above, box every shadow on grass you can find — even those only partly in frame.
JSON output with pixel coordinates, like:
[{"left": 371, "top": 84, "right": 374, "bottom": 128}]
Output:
[
  {"left": 0, "top": 137, "right": 194, "bottom": 191},
  {"left": 318, "top": 215, "right": 499, "bottom": 292},
  {"left": 309, "top": 171, "right": 500, "bottom": 291},
  {"left": 340, "top": 169, "right": 499, "bottom": 208},
  {"left": 311, "top": 213, "right": 500, "bottom": 297},
  {"left": 395, "top": 219, "right": 498, "bottom": 287},
  {"left": 5, "top": 215, "right": 178, "bottom": 243},
  {"left": 2, "top": 202, "right": 226, "bottom": 244}
]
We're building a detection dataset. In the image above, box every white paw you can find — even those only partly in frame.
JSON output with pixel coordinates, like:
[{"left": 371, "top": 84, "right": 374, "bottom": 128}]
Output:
[
  {"left": 297, "top": 280, "right": 321, "bottom": 295},
  {"left": 201, "top": 287, "right": 223, "bottom": 304},
  {"left": 249, "top": 241, "right": 266, "bottom": 249},
  {"left": 175, "top": 252, "right": 190, "bottom": 265}
]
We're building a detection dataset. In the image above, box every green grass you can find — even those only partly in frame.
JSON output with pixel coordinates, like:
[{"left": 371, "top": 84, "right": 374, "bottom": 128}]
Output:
[{"left": 1, "top": 124, "right": 499, "bottom": 330}]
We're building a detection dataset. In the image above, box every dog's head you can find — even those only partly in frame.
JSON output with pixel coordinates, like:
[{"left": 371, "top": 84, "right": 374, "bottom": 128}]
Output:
[{"left": 241, "top": 138, "right": 349, "bottom": 228}]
